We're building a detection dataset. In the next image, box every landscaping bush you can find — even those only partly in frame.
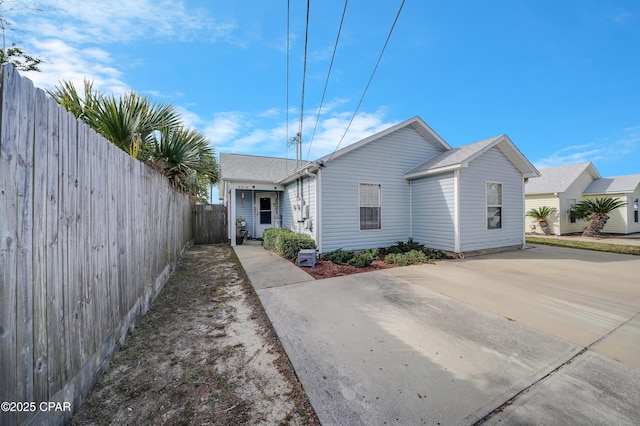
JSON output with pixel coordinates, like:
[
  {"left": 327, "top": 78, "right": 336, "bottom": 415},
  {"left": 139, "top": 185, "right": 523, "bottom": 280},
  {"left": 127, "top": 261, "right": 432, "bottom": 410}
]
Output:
[
  {"left": 379, "top": 238, "right": 451, "bottom": 259},
  {"left": 384, "top": 249, "right": 432, "bottom": 266},
  {"left": 262, "top": 228, "right": 292, "bottom": 251},
  {"left": 262, "top": 228, "right": 316, "bottom": 262},
  {"left": 347, "top": 248, "right": 379, "bottom": 268},
  {"left": 322, "top": 248, "right": 355, "bottom": 265},
  {"left": 280, "top": 234, "right": 316, "bottom": 262}
]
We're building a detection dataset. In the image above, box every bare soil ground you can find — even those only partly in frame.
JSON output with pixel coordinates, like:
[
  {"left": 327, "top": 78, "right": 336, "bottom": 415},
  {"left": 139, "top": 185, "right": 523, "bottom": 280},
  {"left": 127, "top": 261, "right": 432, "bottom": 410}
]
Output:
[{"left": 72, "top": 244, "right": 319, "bottom": 425}]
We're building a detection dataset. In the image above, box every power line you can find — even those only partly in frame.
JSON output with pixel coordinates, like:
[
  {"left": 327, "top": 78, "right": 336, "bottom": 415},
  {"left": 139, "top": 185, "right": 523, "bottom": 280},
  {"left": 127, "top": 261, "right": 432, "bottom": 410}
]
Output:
[
  {"left": 325, "top": 0, "right": 406, "bottom": 164},
  {"left": 296, "top": 0, "right": 311, "bottom": 168},
  {"left": 285, "top": 0, "right": 290, "bottom": 173},
  {"left": 306, "top": 0, "right": 349, "bottom": 161}
]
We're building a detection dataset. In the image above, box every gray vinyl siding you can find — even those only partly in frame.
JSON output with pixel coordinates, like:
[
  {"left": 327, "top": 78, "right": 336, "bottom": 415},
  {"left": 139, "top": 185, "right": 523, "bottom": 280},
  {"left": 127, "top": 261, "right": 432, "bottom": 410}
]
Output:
[
  {"left": 411, "top": 173, "right": 456, "bottom": 251},
  {"left": 320, "top": 126, "right": 442, "bottom": 252},
  {"left": 458, "top": 147, "right": 525, "bottom": 251},
  {"left": 281, "top": 176, "right": 317, "bottom": 240},
  {"left": 235, "top": 190, "right": 254, "bottom": 233},
  {"left": 280, "top": 183, "right": 295, "bottom": 230}
]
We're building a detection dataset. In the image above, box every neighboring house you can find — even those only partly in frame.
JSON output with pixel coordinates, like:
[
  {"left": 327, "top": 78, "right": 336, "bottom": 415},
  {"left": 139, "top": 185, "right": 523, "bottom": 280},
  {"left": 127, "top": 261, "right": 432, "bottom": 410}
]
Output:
[
  {"left": 524, "top": 162, "right": 640, "bottom": 235},
  {"left": 582, "top": 174, "right": 640, "bottom": 234},
  {"left": 220, "top": 116, "right": 540, "bottom": 255}
]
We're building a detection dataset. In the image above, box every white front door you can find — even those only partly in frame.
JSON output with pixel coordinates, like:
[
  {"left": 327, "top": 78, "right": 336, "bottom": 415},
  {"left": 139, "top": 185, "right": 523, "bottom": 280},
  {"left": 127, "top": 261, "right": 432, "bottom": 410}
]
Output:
[{"left": 255, "top": 193, "right": 274, "bottom": 238}]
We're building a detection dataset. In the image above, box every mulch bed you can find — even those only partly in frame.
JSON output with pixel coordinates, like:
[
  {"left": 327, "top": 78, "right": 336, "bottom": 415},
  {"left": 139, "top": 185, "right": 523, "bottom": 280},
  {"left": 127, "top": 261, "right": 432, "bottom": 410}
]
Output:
[{"left": 302, "top": 259, "right": 399, "bottom": 279}]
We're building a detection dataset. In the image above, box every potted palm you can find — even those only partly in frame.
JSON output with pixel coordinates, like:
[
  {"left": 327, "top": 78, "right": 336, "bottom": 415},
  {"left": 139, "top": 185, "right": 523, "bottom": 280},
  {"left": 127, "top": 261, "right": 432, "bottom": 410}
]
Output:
[{"left": 526, "top": 206, "right": 556, "bottom": 235}]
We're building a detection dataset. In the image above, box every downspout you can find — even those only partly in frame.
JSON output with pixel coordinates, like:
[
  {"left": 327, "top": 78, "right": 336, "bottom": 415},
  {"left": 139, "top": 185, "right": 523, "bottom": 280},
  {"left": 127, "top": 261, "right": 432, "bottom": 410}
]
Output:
[
  {"left": 409, "top": 179, "right": 413, "bottom": 239},
  {"left": 230, "top": 187, "right": 236, "bottom": 246},
  {"left": 316, "top": 168, "right": 322, "bottom": 253},
  {"left": 522, "top": 179, "right": 528, "bottom": 248},
  {"left": 453, "top": 170, "right": 460, "bottom": 254}
]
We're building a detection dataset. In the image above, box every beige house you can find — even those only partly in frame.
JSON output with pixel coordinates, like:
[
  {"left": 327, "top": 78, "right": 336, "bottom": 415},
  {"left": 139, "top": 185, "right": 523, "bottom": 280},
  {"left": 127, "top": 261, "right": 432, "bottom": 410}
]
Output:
[{"left": 525, "top": 162, "right": 640, "bottom": 235}]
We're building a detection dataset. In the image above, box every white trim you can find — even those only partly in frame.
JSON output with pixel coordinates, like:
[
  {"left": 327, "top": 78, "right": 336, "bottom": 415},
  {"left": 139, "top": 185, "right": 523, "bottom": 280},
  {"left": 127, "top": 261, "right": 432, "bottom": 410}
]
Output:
[
  {"left": 358, "top": 182, "right": 382, "bottom": 231},
  {"left": 229, "top": 188, "right": 237, "bottom": 246},
  {"left": 486, "top": 181, "right": 503, "bottom": 231},
  {"left": 521, "top": 178, "right": 526, "bottom": 248},
  {"left": 316, "top": 169, "right": 323, "bottom": 252},
  {"left": 454, "top": 170, "right": 460, "bottom": 253},
  {"left": 409, "top": 179, "right": 413, "bottom": 239}
]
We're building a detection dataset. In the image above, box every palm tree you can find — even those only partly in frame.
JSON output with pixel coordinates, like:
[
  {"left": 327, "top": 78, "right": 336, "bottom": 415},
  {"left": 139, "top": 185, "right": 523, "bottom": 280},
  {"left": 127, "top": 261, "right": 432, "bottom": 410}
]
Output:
[
  {"left": 148, "top": 126, "right": 218, "bottom": 202},
  {"left": 526, "top": 206, "right": 556, "bottom": 235},
  {"left": 48, "top": 81, "right": 181, "bottom": 159},
  {"left": 570, "top": 197, "right": 627, "bottom": 237},
  {"left": 48, "top": 80, "right": 218, "bottom": 200}
]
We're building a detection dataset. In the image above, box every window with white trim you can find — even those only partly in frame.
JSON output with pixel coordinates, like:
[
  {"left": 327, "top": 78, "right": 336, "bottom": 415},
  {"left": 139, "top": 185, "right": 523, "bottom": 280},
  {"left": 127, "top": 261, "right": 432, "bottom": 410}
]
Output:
[
  {"left": 634, "top": 198, "right": 638, "bottom": 223},
  {"left": 359, "top": 183, "right": 381, "bottom": 230},
  {"left": 486, "top": 182, "right": 502, "bottom": 230},
  {"left": 568, "top": 199, "right": 577, "bottom": 223}
]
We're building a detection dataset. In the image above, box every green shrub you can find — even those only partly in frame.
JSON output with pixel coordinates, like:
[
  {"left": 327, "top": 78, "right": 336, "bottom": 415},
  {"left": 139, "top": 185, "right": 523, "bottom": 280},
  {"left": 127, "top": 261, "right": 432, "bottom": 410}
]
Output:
[
  {"left": 347, "top": 248, "right": 379, "bottom": 268},
  {"left": 422, "top": 247, "right": 452, "bottom": 260},
  {"left": 379, "top": 238, "right": 451, "bottom": 259},
  {"left": 281, "top": 234, "right": 316, "bottom": 262},
  {"left": 322, "top": 248, "right": 355, "bottom": 265},
  {"left": 384, "top": 250, "right": 432, "bottom": 266},
  {"left": 262, "top": 228, "right": 293, "bottom": 251},
  {"left": 262, "top": 228, "right": 316, "bottom": 262},
  {"left": 380, "top": 238, "right": 424, "bottom": 255}
]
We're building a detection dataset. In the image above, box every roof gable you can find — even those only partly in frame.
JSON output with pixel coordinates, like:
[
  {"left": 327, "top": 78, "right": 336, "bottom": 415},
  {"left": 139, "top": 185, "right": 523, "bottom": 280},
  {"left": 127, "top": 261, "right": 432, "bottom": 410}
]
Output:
[
  {"left": 525, "top": 162, "right": 600, "bottom": 195},
  {"left": 317, "top": 116, "right": 451, "bottom": 164},
  {"left": 404, "top": 135, "right": 539, "bottom": 179},
  {"left": 584, "top": 174, "right": 640, "bottom": 195}
]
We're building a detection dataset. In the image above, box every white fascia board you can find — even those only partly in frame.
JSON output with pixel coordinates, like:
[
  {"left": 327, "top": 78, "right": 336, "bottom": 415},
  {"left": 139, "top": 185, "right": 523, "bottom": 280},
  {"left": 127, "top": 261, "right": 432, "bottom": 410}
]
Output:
[
  {"left": 404, "top": 163, "right": 463, "bottom": 180},
  {"left": 229, "top": 180, "right": 285, "bottom": 191}
]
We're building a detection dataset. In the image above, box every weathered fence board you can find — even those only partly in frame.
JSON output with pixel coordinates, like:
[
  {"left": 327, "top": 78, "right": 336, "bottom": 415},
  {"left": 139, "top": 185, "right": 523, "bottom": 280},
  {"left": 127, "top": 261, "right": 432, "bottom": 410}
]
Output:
[
  {"left": 0, "top": 64, "right": 194, "bottom": 426},
  {"left": 193, "top": 204, "right": 227, "bottom": 244},
  {"left": 0, "top": 60, "right": 20, "bottom": 426}
]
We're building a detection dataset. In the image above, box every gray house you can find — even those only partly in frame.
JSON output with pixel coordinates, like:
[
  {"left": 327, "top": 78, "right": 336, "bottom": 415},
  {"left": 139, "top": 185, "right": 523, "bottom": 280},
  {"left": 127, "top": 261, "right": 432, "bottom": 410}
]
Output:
[{"left": 220, "top": 116, "right": 540, "bottom": 256}]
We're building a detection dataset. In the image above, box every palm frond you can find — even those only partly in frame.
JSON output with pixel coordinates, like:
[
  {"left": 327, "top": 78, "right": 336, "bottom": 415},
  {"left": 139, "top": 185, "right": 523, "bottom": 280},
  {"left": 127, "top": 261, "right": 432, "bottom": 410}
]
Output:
[{"left": 526, "top": 206, "right": 556, "bottom": 220}]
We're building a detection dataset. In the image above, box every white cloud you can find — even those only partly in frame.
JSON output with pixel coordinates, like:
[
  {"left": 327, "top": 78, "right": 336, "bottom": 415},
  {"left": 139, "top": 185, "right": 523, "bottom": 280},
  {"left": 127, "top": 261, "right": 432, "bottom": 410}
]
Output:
[
  {"left": 204, "top": 112, "right": 246, "bottom": 145},
  {"left": 30, "top": 0, "right": 235, "bottom": 44},
  {"left": 22, "top": 38, "right": 127, "bottom": 93},
  {"left": 534, "top": 126, "right": 640, "bottom": 169},
  {"left": 203, "top": 106, "right": 396, "bottom": 161},
  {"left": 11, "top": 0, "right": 238, "bottom": 91}
]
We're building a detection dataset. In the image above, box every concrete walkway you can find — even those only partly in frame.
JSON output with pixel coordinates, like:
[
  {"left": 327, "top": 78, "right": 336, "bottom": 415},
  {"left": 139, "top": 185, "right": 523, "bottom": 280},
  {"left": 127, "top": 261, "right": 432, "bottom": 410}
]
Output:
[{"left": 234, "top": 241, "right": 640, "bottom": 425}]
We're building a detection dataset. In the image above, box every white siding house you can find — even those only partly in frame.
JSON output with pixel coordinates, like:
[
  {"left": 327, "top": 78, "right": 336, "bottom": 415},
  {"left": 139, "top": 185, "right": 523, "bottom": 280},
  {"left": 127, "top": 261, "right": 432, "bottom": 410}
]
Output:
[{"left": 220, "top": 116, "right": 540, "bottom": 256}]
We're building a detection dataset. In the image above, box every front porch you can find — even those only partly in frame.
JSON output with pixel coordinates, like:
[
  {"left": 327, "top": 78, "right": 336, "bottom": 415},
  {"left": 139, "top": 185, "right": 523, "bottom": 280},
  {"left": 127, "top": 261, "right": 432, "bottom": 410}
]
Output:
[{"left": 227, "top": 184, "right": 284, "bottom": 246}]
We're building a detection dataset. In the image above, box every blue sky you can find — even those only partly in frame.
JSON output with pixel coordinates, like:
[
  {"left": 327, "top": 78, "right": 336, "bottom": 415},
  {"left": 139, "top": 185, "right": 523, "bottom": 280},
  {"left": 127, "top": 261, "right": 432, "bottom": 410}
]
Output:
[{"left": 12, "top": 1, "right": 640, "bottom": 189}]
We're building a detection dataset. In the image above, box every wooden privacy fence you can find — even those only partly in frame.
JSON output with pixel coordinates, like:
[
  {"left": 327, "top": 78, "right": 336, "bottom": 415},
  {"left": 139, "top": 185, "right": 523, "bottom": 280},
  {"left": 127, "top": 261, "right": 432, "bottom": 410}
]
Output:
[
  {"left": 193, "top": 204, "right": 227, "bottom": 244},
  {"left": 0, "top": 65, "right": 193, "bottom": 425}
]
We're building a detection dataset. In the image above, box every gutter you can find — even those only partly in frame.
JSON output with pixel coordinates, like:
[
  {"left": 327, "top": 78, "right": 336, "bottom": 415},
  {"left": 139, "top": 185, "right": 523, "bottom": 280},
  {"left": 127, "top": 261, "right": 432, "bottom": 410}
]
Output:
[{"left": 277, "top": 161, "right": 324, "bottom": 184}]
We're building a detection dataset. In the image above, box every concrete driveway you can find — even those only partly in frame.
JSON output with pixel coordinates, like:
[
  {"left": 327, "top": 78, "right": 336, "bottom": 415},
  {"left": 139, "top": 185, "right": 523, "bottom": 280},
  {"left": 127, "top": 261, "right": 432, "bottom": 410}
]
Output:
[{"left": 235, "top": 243, "right": 640, "bottom": 425}]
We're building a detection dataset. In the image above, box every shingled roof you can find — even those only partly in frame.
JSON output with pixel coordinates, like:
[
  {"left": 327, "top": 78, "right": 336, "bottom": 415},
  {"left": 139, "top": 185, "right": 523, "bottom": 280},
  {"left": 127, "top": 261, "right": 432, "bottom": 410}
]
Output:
[
  {"left": 404, "top": 135, "right": 539, "bottom": 179},
  {"left": 219, "top": 153, "right": 305, "bottom": 183},
  {"left": 525, "top": 162, "right": 600, "bottom": 195},
  {"left": 584, "top": 174, "right": 640, "bottom": 195}
]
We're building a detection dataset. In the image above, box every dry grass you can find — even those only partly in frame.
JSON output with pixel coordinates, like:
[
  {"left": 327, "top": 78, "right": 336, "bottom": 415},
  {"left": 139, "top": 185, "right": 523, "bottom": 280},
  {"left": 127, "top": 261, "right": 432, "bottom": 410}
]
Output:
[
  {"left": 72, "top": 244, "right": 319, "bottom": 426},
  {"left": 526, "top": 236, "right": 640, "bottom": 256}
]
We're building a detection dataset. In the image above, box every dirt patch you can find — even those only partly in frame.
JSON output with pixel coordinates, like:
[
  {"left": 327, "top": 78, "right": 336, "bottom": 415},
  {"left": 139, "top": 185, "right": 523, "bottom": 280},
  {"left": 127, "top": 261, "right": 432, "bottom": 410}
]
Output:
[
  {"left": 72, "top": 244, "right": 319, "bottom": 425},
  {"left": 301, "top": 259, "right": 398, "bottom": 280}
]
